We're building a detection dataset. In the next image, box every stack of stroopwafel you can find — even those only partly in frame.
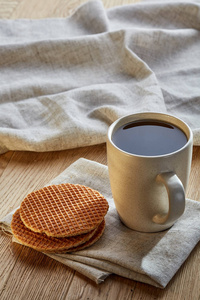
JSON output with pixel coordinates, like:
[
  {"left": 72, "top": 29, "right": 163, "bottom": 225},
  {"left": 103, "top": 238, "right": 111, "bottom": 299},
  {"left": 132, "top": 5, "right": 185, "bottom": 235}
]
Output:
[{"left": 11, "top": 183, "right": 109, "bottom": 253}]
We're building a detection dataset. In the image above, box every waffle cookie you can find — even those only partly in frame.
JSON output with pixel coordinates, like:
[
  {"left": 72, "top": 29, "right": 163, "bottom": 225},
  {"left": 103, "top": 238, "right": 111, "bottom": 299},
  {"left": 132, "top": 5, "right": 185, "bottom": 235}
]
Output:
[
  {"left": 66, "top": 218, "right": 105, "bottom": 253},
  {"left": 20, "top": 183, "right": 109, "bottom": 238},
  {"left": 11, "top": 209, "right": 103, "bottom": 253}
]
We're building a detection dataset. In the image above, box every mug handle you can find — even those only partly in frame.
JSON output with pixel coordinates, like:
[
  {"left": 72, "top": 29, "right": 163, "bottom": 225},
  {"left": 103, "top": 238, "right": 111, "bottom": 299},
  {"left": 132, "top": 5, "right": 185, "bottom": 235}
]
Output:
[{"left": 152, "top": 172, "right": 185, "bottom": 226}]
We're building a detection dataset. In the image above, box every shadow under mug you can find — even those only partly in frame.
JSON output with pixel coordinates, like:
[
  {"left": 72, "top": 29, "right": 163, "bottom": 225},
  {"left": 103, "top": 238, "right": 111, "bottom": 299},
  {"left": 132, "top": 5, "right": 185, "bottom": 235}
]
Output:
[{"left": 107, "top": 112, "right": 193, "bottom": 232}]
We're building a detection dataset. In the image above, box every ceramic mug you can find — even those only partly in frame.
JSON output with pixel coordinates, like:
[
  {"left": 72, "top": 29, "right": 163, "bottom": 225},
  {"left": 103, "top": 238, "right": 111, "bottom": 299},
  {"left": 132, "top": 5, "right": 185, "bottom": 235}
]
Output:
[{"left": 107, "top": 112, "right": 193, "bottom": 232}]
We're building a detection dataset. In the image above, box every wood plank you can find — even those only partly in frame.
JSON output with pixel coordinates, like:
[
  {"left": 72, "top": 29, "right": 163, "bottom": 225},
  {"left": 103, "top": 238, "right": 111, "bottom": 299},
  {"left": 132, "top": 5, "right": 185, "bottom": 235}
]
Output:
[
  {"left": 7, "top": 0, "right": 140, "bottom": 19},
  {"left": 104, "top": 0, "right": 140, "bottom": 9},
  {"left": 0, "top": 241, "right": 75, "bottom": 299},
  {"left": 0, "top": 152, "right": 14, "bottom": 179},
  {"left": 0, "top": 0, "right": 20, "bottom": 18},
  {"left": 11, "top": 0, "right": 62, "bottom": 19},
  {"left": 67, "top": 273, "right": 138, "bottom": 299}
]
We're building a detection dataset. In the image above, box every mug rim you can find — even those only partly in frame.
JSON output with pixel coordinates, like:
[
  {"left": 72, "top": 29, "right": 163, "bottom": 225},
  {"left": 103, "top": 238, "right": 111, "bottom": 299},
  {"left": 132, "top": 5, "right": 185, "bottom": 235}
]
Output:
[{"left": 107, "top": 112, "right": 193, "bottom": 159}]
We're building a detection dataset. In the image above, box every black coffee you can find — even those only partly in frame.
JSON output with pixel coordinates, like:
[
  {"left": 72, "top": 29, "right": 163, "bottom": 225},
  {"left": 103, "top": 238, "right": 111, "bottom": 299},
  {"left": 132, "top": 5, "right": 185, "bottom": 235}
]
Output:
[{"left": 112, "top": 119, "right": 187, "bottom": 156}]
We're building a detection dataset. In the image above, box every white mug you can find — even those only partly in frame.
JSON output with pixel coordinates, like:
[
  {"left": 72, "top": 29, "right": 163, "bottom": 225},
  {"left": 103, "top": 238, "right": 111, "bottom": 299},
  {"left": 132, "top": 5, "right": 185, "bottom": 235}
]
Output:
[{"left": 107, "top": 112, "right": 193, "bottom": 232}]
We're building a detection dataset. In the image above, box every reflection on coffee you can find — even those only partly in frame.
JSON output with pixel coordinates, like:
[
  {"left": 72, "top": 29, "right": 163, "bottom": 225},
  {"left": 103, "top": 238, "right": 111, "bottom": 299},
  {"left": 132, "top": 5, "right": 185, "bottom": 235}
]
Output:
[{"left": 112, "top": 120, "right": 187, "bottom": 156}]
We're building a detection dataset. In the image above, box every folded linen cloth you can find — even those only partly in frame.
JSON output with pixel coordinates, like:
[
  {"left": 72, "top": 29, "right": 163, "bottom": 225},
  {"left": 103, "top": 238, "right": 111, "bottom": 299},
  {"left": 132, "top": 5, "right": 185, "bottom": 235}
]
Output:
[
  {"left": 0, "top": 0, "right": 200, "bottom": 154},
  {"left": 1, "top": 158, "right": 200, "bottom": 288}
]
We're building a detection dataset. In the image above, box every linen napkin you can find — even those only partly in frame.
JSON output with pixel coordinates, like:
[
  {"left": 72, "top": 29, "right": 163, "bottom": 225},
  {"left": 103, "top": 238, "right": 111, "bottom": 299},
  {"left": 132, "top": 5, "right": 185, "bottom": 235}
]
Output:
[
  {"left": 1, "top": 158, "right": 200, "bottom": 288},
  {"left": 0, "top": 0, "right": 200, "bottom": 155}
]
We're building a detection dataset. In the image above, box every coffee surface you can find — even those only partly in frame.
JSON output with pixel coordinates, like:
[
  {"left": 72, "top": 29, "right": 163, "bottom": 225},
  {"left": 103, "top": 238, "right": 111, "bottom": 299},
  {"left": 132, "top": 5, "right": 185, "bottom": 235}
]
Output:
[{"left": 112, "top": 120, "right": 187, "bottom": 156}]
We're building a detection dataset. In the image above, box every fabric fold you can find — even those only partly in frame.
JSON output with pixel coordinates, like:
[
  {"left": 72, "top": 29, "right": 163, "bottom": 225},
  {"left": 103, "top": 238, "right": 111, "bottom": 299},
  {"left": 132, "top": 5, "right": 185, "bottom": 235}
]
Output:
[{"left": 0, "top": 28, "right": 165, "bottom": 153}]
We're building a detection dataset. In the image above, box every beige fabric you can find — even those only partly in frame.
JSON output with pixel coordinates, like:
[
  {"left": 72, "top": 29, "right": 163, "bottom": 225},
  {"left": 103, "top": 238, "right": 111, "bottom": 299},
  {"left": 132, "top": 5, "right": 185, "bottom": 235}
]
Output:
[
  {"left": 0, "top": 0, "right": 200, "bottom": 154},
  {"left": 1, "top": 158, "right": 200, "bottom": 288}
]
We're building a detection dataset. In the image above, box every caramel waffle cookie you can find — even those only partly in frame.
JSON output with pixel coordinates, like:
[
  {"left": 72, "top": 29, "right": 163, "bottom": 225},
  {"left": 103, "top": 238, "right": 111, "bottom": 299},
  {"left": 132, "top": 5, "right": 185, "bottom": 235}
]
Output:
[
  {"left": 20, "top": 183, "right": 109, "bottom": 238},
  {"left": 66, "top": 218, "right": 105, "bottom": 253},
  {"left": 11, "top": 209, "right": 99, "bottom": 253}
]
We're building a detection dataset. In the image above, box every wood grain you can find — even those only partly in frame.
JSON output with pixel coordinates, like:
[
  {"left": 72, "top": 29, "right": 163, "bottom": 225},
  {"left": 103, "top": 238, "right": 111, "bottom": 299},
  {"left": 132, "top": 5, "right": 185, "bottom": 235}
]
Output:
[
  {"left": 0, "top": 0, "right": 200, "bottom": 299},
  {"left": 0, "top": 0, "right": 20, "bottom": 18},
  {"left": 0, "top": 0, "right": 140, "bottom": 19}
]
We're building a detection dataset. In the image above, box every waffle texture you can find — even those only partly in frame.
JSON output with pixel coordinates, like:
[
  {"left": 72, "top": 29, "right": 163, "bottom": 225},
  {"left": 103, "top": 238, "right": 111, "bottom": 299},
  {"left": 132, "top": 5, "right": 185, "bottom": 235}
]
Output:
[
  {"left": 11, "top": 209, "right": 99, "bottom": 252},
  {"left": 66, "top": 219, "right": 105, "bottom": 253},
  {"left": 20, "top": 183, "right": 109, "bottom": 237}
]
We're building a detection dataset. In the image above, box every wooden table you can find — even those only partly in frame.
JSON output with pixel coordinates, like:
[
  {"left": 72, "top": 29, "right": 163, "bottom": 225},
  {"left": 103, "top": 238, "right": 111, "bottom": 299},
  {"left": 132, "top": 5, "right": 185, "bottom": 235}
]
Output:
[{"left": 0, "top": 1, "right": 200, "bottom": 299}]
